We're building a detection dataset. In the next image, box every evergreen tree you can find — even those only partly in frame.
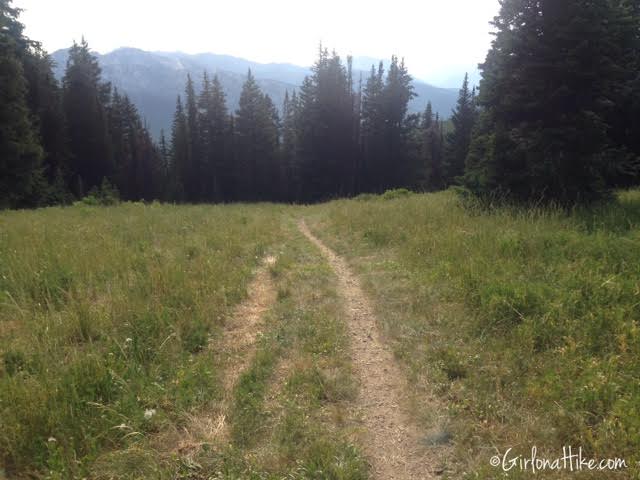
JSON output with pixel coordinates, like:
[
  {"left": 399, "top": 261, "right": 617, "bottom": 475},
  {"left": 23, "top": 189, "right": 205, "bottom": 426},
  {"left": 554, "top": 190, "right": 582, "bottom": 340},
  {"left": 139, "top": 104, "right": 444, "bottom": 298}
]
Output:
[
  {"left": 0, "top": 0, "right": 44, "bottom": 208},
  {"left": 197, "top": 71, "right": 213, "bottom": 198},
  {"left": 599, "top": 0, "right": 640, "bottom": 185},
  {"left": 262, "top": 93, "right": 281, "bottom": 199},
  {"left": 444, "top": 73, "right": 475, "bottom": 185},
  {"left": 63, "top": 38, "right": 113, "bottom": 196},
  {"left": 295, "top": 48, "right": 355, "bottom": 200},
  {"left": 108, "top": 91, "right": 161, "bottom": 200},
  {"left": 157, "top": 128, "right": 170, "bottom": 199},
  {"left": 353, "top": 73, "right": 364, "bottom": 193},
  {"left": 361, "top": 62, "right": 385, "bottom": 192},
  {"left": 361, "top": 57, "right": 415, "bottom": 191},
  {"left": 184, "top": 74, "right": 200, "bottom": 201},
  {"left": 464, "top": 0, "right": 637, "bottom": 203},
  {"left": 169, "top": 95, "right": 188, "bottom": 201},
  {"left": 381, "top": 56, "right": 416, "bottom": 188},
  {"left": 22, "top": 44, "right": 71, "bottom": 204},
  {"left": 281, "top": 90, "right": 298, "bottom": 201},
  {"left": 198, "top": 72, "right": 229, "bottom": 201},
  {"left": 235, "top": 70, "right": 279, "bottom": 200},
  {"left": 421, "top": 102, "right": 444, "bottom": 190}
]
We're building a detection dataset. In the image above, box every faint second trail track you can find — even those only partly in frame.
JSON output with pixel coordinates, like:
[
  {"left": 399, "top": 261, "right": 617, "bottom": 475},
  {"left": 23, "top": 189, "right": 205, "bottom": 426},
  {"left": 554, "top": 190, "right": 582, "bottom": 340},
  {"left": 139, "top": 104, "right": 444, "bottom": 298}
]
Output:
[
  {"left": 174, "top": 255, "right": 277, "bottom": 454},
  {"left": 221, "top": 254, "right": 277, "bottom": 391},
  {"left": 298, "top": 220, "right": 441, "bottom": 480}
]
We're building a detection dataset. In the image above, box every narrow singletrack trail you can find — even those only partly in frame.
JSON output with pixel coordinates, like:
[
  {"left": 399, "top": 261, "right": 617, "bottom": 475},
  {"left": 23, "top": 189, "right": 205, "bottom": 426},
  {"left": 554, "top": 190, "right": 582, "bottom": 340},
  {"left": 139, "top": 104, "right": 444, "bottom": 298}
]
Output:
[{"left": 298, "top": 220, "right": 439, "bottom": 480}]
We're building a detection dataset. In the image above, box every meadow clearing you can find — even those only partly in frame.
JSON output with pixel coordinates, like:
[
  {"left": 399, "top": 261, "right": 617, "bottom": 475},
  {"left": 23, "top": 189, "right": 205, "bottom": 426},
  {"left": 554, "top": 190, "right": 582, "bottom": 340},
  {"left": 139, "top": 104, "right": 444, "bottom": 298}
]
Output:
[{"left": 1, "top": 190, "right": 639, "bottom": 479}]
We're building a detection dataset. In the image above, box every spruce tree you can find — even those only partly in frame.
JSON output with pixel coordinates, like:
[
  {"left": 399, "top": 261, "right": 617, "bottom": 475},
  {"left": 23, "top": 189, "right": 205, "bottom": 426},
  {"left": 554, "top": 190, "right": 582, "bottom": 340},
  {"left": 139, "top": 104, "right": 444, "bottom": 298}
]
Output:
[
  {"left": 381, "top": 56, "right": 416, "bottom": 188},
  {"left": 0, "top": 0, "right": 43, "bottom": 208},
  {"left": 296, "top": 48, "right": 354, "bottom": 200},
  {"left": 0, "top": 0, "right": 44, "bottom": 208},
  {"left": 63, "top": 38, "right": 113, "bottom": 196},
  {"left": 464, "top": 0, "right": 636, "bottom": 203},
  {"left": 169, "top": 95, "right": 188, "bottom": 201},
  {"left": 361, "top": 63, "right": 385, "bottom": 192},
  {"left": 444, "top": 73, "right": 475, "bottom": 185},
  {"left": 158, "top": 129, "right": 170, "bottom": 199},
  {"left": 235, "top": 70, "right": 279, "bottom": 200},
  {"left": 22, "top": 44, "right": 71, "bottom": 204},
  {"left": 281, "top": 90, "right": 298, "bottom": 201},
  {"left": 198, "top": 72, "right": 229, "bottom": 201},
  {"left": 107, "top": 91, "right": 160, "bottom": 201},
  {"left": 184, "top": 74, "right": 200, "bottom": 201},
  {"left": 421, "top": 102, "right": 444, "bottom": 190}
]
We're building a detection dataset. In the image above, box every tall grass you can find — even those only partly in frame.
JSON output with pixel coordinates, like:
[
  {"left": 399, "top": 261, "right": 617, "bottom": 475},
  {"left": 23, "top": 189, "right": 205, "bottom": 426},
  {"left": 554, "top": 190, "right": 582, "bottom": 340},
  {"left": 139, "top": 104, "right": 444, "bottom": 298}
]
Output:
[
  {"left": 0, "top": 201, "right": 285, "bottom": 478},
  {"left": 307, "top": 189, "right": 640, "bottom": 478},
  {"left": 211, "top": 225, "right": 366, "bottom": 479}
]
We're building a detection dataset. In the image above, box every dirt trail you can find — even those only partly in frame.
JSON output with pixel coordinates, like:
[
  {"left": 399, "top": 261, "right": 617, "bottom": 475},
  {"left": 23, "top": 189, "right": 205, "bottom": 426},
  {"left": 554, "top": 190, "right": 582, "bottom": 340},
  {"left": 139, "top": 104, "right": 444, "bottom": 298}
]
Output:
[
  {"left": 220, "top": 254, "right": 277, "bottom": 391},
  {"left": 298, "top": 220, "right": 441, "bottom": 480},
  {"left": 174, "top": 255, "right": 277, "bottom": 453}
]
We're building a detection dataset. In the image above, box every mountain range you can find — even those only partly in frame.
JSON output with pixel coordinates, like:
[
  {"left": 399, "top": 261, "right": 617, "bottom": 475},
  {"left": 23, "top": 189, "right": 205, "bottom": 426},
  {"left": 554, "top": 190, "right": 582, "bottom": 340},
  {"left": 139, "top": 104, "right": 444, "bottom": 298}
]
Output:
[{"left": 51, "top": 47, "right": 462, "bottom": 139}]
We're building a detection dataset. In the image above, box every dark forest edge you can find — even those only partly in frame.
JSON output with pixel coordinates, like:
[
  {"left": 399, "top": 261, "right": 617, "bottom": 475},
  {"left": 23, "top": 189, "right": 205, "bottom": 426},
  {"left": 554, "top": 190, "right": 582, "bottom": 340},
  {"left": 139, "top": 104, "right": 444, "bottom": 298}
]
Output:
[{"left": 1, "top": 0, "right": 639, "bottom": 209}]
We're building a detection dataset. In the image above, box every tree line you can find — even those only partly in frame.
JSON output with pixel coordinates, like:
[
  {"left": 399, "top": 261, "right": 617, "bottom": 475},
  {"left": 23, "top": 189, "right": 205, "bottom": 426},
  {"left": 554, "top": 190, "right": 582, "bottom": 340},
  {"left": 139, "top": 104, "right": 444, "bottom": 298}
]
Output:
[
  {"left": 2, "top": 0, "right": 639, "bottom": 208},
  {"left": 463, "top": 0, "right": 640, "bottom": 204},
  {"left": 0, "top": 0, "right": 474, "bottom": 207},
  {"left": 167, "top": 50, "right": 476, "bottom": 203}
]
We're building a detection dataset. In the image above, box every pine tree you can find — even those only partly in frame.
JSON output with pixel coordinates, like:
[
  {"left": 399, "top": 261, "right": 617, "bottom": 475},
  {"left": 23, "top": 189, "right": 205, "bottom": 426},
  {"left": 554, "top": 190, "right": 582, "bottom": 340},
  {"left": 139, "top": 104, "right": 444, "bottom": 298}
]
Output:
[
  {"left": 263, "top": 93, "right": 281, "bottom": 199},
  {"left": 198, "top": 71, "right": 213, "bottom": 199},
  {"left": 281, "top": 90, "right": 297, "bottom": 201},
  {"left": 169, "top": 95, "right": 188, "bottom": 201},
  {"left": 444, "top": 73, "right": 476, "bottom": 185},
  {"left": 107, "top": 90, "right": 160, "bottom": 200},
  {"left": 361, "top": 57, "right": 415, "bottom": 192},
  {"left": 158, "top": 128, "right": 170, "bottom": 199},
  {"left": 421, "top": 102, "right": 444, "bottom": 190},
  {"left": 381, "top": 56, "right": 416, "bottom": 188},
  {"left": 0, "top": 0, "right": 44, "bottom": 208},
  {"left": 184, "top": 74, "right": 200, "bottom": 201},
  {"left": 598, "top": 0, "right": 640, "bottom": 186},
  {"left": 353, "top": 73, "right": 364, "bottom": 193},
  {"left": 361, "top": 62, "right": 385, "bottom": 192},
  {"left": 22, "top": 44, "right": 71, "bottom": 204},
  {"left": 296, "top": 48, "right": 355, "bottom": 200},
  {"left": 294, "top": 75, "right": 316, "bottom": 199},
  {"left": 63, "top": 38, "right": 113, "bottom": 196},
  {"left": 464, "top": 0, "right": 636, "bottom": 203},
  {"left": 235, "top": 70, "right": 279, "bottom": 200},
  {"left": 198, "top": 72, "right": 229, "bottom": 201}
]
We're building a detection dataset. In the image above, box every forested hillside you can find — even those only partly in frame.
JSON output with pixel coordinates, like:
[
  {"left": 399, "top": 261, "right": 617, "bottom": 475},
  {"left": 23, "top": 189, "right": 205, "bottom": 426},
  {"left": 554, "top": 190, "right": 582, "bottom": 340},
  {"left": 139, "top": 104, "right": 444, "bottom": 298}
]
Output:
[
  {"left": 1, "top": 0, "right": 639, "bottom": 208},
  {"left": 48, "top": 48, "right": 460, "bottom": 139}
]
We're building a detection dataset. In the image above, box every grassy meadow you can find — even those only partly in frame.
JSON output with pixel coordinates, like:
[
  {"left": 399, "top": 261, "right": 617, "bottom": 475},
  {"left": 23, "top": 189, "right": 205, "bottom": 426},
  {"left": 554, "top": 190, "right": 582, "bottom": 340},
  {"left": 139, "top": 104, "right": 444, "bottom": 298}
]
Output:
[
  {"left": 306, "top": 189, "right": 640, "bottom": 478},
  {"left": 0, "top": 202, "right": 366, "bottom": 479},
  {"left": 1, "top": 190, "right": 640, "bottom": 478}
]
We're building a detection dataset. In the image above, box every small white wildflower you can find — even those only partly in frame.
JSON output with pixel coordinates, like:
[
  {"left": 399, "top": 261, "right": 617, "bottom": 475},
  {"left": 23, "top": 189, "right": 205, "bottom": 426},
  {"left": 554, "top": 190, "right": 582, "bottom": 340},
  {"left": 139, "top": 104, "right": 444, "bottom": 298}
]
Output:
[
  {"left": 47, "top": 437, "right": 57, "bottom": 443},
  {"left": 144, "top": 408, "right": 156, "bottom": 420}
]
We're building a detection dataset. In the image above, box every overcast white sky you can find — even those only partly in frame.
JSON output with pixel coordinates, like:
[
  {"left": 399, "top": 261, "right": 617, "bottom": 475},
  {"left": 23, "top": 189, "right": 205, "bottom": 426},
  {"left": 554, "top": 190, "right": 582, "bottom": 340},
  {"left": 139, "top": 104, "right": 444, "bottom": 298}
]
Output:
[{"left": 14, "top": 0, "right": 500, "bottom": 85}]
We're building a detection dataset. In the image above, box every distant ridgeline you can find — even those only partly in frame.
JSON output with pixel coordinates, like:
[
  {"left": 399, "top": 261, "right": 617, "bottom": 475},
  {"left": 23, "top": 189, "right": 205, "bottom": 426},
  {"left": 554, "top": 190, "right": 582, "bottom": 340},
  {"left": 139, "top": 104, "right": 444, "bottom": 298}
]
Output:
[
  {"left": 49, "top": 48, "right": 461, "bottom": 140},
  {"left": 1, "top": 0, "right": 638, "bottom": 208}
]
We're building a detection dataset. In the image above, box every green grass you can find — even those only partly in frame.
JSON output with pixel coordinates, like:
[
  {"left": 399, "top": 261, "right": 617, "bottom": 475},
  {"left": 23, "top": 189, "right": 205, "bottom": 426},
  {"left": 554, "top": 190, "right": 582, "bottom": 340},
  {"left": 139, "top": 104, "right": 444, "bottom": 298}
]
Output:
[
  {"left": 0, "top": 204, "right": 366, "bottom": 479},
  {"left": 3, "top": 190, "right": 640, "bottom": 478},
  {"left": 205, "top": 224, "right": 367, "bottom": 479},
  {"left": 0, "top": 202, "right": 285, "bottom": 478},
  {"left": 305, "top": 189, "right": 640, "bottom": 479}
]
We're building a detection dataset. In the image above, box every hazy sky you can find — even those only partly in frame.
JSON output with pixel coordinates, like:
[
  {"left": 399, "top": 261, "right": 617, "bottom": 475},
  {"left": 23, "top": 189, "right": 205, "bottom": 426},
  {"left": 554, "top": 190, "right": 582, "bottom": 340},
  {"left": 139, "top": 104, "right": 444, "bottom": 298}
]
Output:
[{"left": 14, "top": 0, "right": 500, "bottom": 85}]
